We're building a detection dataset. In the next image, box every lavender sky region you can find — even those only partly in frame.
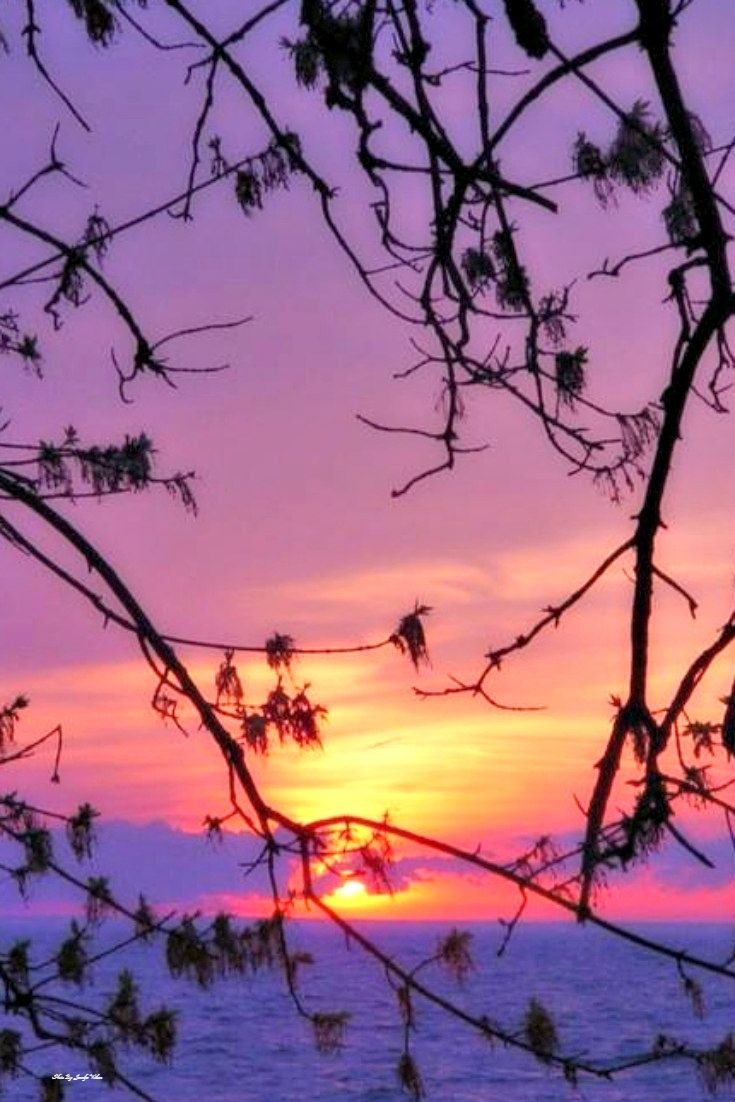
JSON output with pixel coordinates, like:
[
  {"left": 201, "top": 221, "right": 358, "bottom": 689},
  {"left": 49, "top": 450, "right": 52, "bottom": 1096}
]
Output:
[{"left": 1, "top": 1, "right": 735, "bottom": 919}]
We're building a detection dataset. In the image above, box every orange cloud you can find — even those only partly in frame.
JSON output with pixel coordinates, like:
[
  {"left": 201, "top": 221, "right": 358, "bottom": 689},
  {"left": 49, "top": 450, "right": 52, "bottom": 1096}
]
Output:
[{"left": 7, "top": 500, "right": 735, "bottom": 925}]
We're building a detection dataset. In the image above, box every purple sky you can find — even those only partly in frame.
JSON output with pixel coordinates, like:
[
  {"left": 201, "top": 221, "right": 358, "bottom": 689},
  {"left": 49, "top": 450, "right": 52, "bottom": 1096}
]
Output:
[{"left": 1, "top": 1, "right": 735, "bottom": 919}]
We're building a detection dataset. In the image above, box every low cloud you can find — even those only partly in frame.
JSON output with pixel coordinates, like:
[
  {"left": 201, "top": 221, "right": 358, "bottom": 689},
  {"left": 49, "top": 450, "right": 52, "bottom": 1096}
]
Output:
[{"left": 0, "top": 820, "right": 280, "bottom": 917}]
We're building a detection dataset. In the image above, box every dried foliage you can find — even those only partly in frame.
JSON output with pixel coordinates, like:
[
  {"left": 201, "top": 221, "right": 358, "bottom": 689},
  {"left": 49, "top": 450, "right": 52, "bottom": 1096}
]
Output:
[
  {"left": 721, "top": 692, "right": 735, "bottom": 757},
  {"left": 397, "top": 1051, "right": 425, "bottom": 1100},
  {"left": 523, "top": 998, "right": 558, "bottom": 1063},
  {"left": 68, "top": 0, "right": 118, "bottom": 47},
  {"left": 265, "top": 632, "right": 296, "bottom": 672},
  {"left": 699, "top": 1034, "right": 735, "bottom": 1094},
  {"left": 461, "top": 247, "right": 495, "bottom": 291},
  {"left": 0, "top": 1029, "right": 21, "bottom": 1076},
  {"left": 215, "top": 649, "right": 244, "bottom": 709},
  {"left": 66, "top": 802, "right": 99, "bottom": 860},
  {"left": 85, "top": 875, "right": 114, "bottom": 924},
  {"left": 40, "top": 1078, "right": 64, "bottom": 1102},
  {"left": 436, "top": 929, "right": 474, "bottom": 984},
  {"left": 664, "top": 186, "right": 699, "bottom": 246},
  {"left": 209, "top": 134, "right": 302, "bottom": 217},
  {"left": 165, "top": 912, "right": 286, "bottom": 988},
  {"left": 312, "top": 1011, "right": 350, "bottom": 1054},
  {"left": 392, "top": 604, "right": 431, "bottom": 670},
  {"left": 573, "top": 132, "right": 613, "bottom": 206},
  {"left": 55, "top": 921, "right": 89, "bottom": 985},
  {"left": 607, "top": 100, "right": 666, "bottom": 194},
  {"left": 679, "top": 967, "right": 705, "bottom": 1020},
  {"left": 555, "top": 347, "right": 588, "bottom": 409},
  {"left": 502, "top": 0, "right": 549, "bottom": 60},
  {"left": 0, "top": 695, "right": 28, "bottom": 752}
]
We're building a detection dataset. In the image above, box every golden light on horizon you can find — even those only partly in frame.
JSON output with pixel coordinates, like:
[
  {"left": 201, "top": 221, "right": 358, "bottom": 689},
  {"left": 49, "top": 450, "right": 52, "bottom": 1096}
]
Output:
[
  {"left": 332, "top": 878, "right": 368, "bottom": 901},
  {"left": 324, "top": 877, "right": 396, "bottom": 913}
]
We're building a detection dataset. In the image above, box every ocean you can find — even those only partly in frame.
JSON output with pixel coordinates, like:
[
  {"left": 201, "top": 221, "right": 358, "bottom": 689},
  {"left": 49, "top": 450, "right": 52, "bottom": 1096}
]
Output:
[{"left": 3, "top": 919, "right": 734, "bottom": 1101}]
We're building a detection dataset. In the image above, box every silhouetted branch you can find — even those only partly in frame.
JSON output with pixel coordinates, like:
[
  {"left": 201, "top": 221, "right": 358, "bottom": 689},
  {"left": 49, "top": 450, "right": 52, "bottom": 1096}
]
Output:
[{"left": 22, "top": 0, "right": 91, "bottom": 131}]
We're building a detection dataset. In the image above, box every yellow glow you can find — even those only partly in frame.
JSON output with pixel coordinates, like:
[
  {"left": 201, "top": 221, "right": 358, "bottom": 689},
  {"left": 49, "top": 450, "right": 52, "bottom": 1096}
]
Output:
[
  {"left": 332, "top": 879, "right": 367, "bottom": 901},
  {"left": 16, "top": 510, "right": 735, "bottom": 925},
  {"left": 323, "top": 877, "right": 395, "bottom": 913}
]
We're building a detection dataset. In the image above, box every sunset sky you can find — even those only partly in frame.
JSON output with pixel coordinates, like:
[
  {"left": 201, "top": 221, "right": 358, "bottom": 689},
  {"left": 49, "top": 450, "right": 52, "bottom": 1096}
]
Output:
[{"left": 1, "top": 0, "right": 735, "bottom": 924}]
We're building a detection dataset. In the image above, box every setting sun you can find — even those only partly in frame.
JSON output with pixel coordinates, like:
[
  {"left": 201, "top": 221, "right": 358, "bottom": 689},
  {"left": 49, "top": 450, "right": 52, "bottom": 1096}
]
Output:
[
  {"left": 332, "top": 879, "right": 368, "bottom": 901},
  {"left": 324, "top": 877, "right": 396, "bottom": 914}
]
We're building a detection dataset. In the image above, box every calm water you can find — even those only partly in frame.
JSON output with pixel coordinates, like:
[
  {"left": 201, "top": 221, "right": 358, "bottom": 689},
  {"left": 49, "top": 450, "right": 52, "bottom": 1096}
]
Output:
[{"left": 4, "top": 920, "right": 735, "bottom": 1100}]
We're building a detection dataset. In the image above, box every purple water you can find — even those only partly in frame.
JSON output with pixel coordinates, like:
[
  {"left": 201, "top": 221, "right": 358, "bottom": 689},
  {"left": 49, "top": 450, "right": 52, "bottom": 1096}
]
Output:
[{"left": 2, "top": 919, "right": 734, "bottom": 1101}]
